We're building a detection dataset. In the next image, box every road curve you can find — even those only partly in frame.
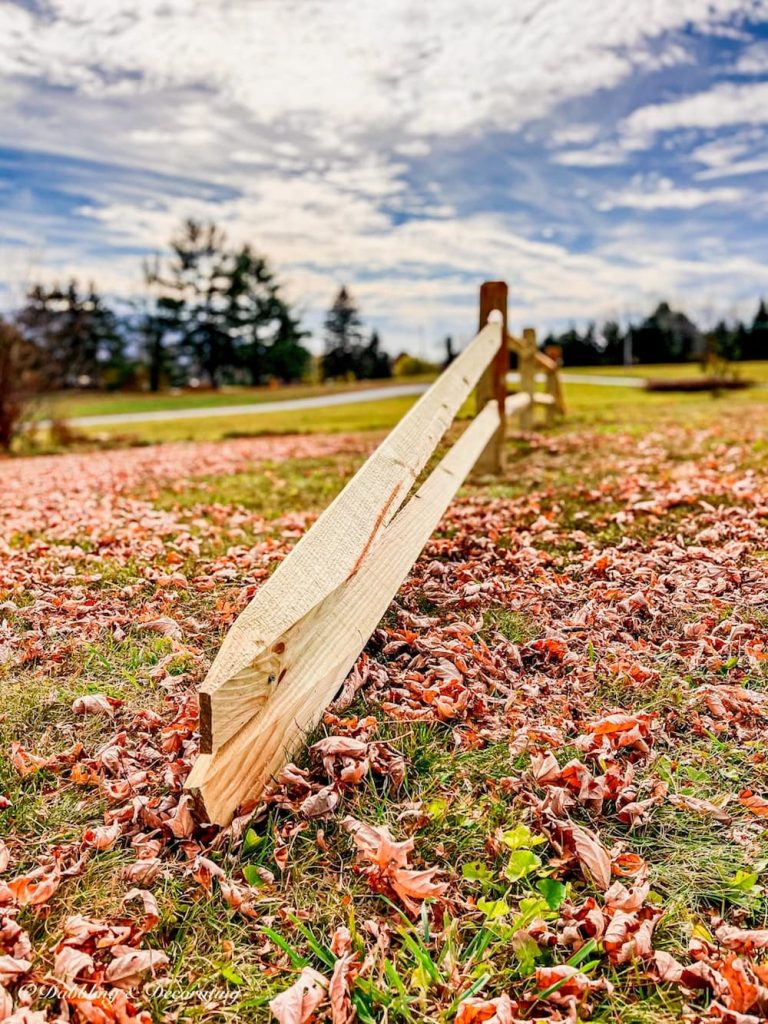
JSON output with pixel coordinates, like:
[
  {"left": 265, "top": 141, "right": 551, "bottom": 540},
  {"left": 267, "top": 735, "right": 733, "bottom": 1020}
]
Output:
[
  {"left": 54, "top": 374, "right": 653, "bottom": 430},
  {"left": 48, "top": 383, "right": 432, "bottom": 429}
]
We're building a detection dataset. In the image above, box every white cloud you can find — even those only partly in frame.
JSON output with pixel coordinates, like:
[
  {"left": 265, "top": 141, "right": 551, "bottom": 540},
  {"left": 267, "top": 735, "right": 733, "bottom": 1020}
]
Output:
[
  {"left": 1, "top": 0, "right": 765, "bottom": 164},
  {"left": 621, "top": 80, "right": 768, "bottom": 150},
  {"left": 599, "top": 176, "right": 745, "bottom": 210},
  {"left": 735, "top": 40, "right": 768, "bottom": 74},
  {"left": 1, "top": 0, "right": 767, "bottom": 352},
  {"left": 552, "top": 143, "right": 628, "bottom": 167}
]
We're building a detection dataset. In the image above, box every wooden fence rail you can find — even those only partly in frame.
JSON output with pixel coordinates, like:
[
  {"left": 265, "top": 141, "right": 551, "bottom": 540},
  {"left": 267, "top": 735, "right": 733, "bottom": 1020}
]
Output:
[{"left": 186, "top": 281, "right": 564, "bottom": 824}]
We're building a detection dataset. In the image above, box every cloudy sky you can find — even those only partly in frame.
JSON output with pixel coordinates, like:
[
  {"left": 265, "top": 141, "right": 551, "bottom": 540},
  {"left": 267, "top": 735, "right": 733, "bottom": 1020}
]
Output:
[{"left": 1, "top": 0, "right": 767, "bottom": 356}]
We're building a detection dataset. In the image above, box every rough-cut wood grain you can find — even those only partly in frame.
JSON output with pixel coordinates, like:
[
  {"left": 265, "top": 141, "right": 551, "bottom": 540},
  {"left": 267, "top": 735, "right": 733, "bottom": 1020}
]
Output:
[
  {"left": 186, "top": 401, "right": 501, "bottom": 824},
  {"left": 505, "top": 392, "right": 532, "bottom": 418},
  {"left": 197, "top": 319, "right": 501, "bottom": 754},
  {"left": 475, "top": 282, "right": 508, "bottom": 473},
  {"left": 535, "top": 350, "right": 558, "bottom": 373},
  {"left": 507, "top": 333, "right": 524, "bottom": 356},
  {"left": 518, "top": 327, "right": 537, "bottom": 430},
  {"left": 541, "top": 346, "right": 566, "bottom": 414}
]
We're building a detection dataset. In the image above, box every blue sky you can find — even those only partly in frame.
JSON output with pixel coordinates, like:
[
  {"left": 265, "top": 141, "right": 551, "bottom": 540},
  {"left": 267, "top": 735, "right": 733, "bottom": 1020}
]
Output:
[{"left": 0, "top": 0, "right": 767, "bottom": 357}]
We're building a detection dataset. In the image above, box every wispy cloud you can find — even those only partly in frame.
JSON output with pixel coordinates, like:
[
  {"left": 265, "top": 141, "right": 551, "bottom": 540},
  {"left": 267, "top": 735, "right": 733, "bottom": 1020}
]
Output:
[{"left": 0, "top": 0, "right": 767, "bottom": 353}]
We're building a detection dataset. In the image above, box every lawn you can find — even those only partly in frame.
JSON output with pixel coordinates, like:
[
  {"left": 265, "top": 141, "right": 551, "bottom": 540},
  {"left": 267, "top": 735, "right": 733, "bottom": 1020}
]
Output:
[
  {"left": 564, "top": 360, "right": 768, "bottom": 383},
  {"left": 39, "top": 376, "right": 436, "bottom": 420},
  {"left": 2, "top": 387, "right": 768, "bottom": 1023}
]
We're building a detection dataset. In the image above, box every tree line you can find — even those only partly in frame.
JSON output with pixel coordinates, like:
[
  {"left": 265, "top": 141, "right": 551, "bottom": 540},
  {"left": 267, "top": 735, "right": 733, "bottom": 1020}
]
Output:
[
  {"left": 2, "top": 219, "right": 394, "bottom": 397},
  {"left": 545, "top": 300, "right": 768, "bottom": 366}
]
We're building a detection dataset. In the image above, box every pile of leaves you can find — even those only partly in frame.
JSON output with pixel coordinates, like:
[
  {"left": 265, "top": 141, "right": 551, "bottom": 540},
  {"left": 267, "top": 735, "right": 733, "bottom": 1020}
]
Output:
[{"left": 2, "top": 417, "right": 768, "bottom": 1023}]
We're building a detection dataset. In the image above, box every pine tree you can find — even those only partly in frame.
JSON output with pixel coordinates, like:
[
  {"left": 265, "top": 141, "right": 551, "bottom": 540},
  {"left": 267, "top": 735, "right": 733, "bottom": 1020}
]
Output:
[
  {"left": 357, "top": 329, "right": 392, "bottom": 380},
  {"left": 746, "top": 299, "right": 768, "bottom": 360},
  {"left": 321, "top": 287, "right": 364, "bottom": 380},
  {"left": 16, "top": 281, "right": 124, "bottom": 388},
  {"left": 149, "top": 221, "right": 309, "bottom": 387},
  {"left": 263, "top": 307, "right": 311, "bottom": 383}
]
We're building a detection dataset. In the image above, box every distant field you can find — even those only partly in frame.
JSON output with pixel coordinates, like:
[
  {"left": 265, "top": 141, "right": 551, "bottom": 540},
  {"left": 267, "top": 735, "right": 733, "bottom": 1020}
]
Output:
[
  {"left": 19, "top": 362, "right": 767, "bottom": 451},
  {"left": 41, "top": 375, "right": 436, "bottom": 419},
  {"left": 58, "top": 377, "right": 765, "bottom": 447},
  {"left": 73, "top": 394, "right": 424, "bottom": 444},
  {"left": 564, "top": 360, "right": 768, "bottom": 382}
]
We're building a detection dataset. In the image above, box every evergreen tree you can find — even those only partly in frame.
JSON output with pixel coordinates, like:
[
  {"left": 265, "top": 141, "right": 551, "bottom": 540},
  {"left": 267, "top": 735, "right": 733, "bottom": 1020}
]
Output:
[
  {"left": 16, "top": 281, "right": 124, "bottom": 388},
  {"left": 357, "top": 329, "right": 392, "bottom": 380},
  {"left": 628, "top": 302, "right": 701, "bottom": 364},
  {"left": 149, "top": 220, "right": 309, "bottom": 387},
  {"left": 151, "top": 220, "right": 234, "bottom": 387},
  {"left": 263, "top": 307, "right": 311, "bottom": 382},
  {"left": 709, "top": 320, "right": 740, "bottom": 362},
  {"left": 556, "top": 324, "right": 602, "bottom": 366},
  {"left": 321, "top": 287, "right": 365, "bottom": 380},
  {"left": 601, "top": 321, "right": 624, "bottom": 365},
  {"left": 745, "top": 299, "right": 768, "bottom": 360}
]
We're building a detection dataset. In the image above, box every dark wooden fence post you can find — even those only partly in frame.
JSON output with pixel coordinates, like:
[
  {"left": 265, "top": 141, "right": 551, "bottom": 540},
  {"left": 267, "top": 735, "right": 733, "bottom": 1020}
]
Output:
[{"left": 474, "top": 281, "right": 508, "bottom": 473}]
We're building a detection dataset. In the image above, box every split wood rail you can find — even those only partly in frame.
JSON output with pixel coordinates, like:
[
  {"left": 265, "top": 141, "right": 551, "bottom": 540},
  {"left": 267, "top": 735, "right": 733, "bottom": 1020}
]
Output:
[{"left": 186, "top": 281, "right": 565, "bottom": 825}]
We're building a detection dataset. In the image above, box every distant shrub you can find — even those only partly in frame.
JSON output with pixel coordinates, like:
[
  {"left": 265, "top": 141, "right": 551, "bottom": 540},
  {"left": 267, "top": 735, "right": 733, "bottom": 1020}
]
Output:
[
  {"left": 393, "top": 354, "right": 438, "bottom": 377},
  {"left": 0, "top": 318, "right": 42, "bottom": 452}
]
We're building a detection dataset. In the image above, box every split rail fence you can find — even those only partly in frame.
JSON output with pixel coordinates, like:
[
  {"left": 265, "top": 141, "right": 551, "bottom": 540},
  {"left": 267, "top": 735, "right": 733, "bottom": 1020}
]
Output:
[{"left": 186, "top": 280, "right": 565, "bottom": 825}]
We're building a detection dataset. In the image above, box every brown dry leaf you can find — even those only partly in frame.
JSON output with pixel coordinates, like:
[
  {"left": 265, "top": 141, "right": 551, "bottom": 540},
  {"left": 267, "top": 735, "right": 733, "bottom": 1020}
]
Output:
[
  {"left": 123, "top": 889, "right": 160, "bottom": 932},
  {"left": 569, "top": 824, "right": 612, "bottom": 891},
  {"left": 299, "top": 785, "right": 339, "bottom": 820},
  {"left": 7, "top": 868, "right": 61, "bottom": 907},
  {"left": 534, "top": 963, "right": 613, "bottom": 1002},
  {"left": 52, "top": 945, "right": 94, "bottom": 983},
  {"left": 0, "top": 984, "right": 12, "bottom": 1021},
  {"left": 719, "top": 957, "right": 760, "bottom": 1015},
  {"left": 269, "top": 966, "right": 328, "bottom": 1024},
  {"left": 328, "top": 952, "right": 357, "bottom": 1024},
  {"left": 653, "top": 950, "right": 684, "bottom": 983},
  {"left": 83, "top": 821, "right": 122, "bottom": 851},
  {"left": 342, "top": 817, "right": 413, "bottom": 871},
  {"left": 9, "top": 744, "right": 48, "bottom": 777},
  {"left": 669, "top": 794, "right": 731, "bottom": 823},
  {"left": 121, "top": 859, "right": 162, "bottom": 887},
  {"left": 165, "top": 795, "right": 195, "bottom": 839},
  {"left": 311, "top": 737, "right": 368, "bottom": 759},
  {"left": 391, "top": 868, "right": 448, "bottom": 914},
  {"left": 139, "top": 617, "right": 183, "bottom": 640},
  {"left": 104, "top": 948, "right": 169, "bottom": 989},
  {"left": 72, "top": 694, "right": 118, "bottom": 716},
  {"left": 455, "top": 993, "right": 517, "bottom": 1024},
  {"left": 715, "top": 923, "right": 768, "bottom": 952},
  {"left": 738, "top": 790, "right": 768, "bottom": 817},
  {"left": 0, "top": 956, "right": 31, "bottom": 986}
]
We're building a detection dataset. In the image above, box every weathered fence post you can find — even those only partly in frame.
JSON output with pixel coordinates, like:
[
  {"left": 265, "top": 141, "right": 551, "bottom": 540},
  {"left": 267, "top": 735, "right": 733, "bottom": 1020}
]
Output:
[
  {"left": 519, "top": 327, "right": 537, "bottom": 430},
  {"left": 475, "top": 281, "right": 508, "bottom": 473},
  {"left": 545, "top": 343, "right": 565, "bottom": 416}
]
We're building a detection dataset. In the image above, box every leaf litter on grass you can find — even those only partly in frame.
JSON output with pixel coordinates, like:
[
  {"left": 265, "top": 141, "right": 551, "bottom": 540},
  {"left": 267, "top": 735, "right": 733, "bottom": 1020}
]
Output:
[{"left": 2, "top": 419, "right": 768, "bottom": 1021}]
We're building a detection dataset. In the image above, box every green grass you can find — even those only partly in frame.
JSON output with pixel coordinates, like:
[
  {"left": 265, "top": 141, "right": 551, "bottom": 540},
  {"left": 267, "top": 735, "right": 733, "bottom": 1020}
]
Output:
[
  {"left": 72, "top": 394, "right": 423, "bottom": 445},
  {"left": 563, "top": 360, "right": 768, "bottom": 382},
  {"left": 8, "top": 378, "right": 768, "bottom": 1022},
  {"left": 40, "top": 375, "right": 436, "bottom": 419},
  {"left": 152, "top": 453, "right": 365, "bottom": 519},
  {"left": 14, "top": 364, "right": 767, "bottom": 452}
]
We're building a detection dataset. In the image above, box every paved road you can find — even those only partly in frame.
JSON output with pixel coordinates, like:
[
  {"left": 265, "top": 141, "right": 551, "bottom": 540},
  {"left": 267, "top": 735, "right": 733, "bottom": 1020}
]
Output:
[
  {"left": 56, "top": 374, "right": 651, "bottom": 429},
  {"left": 558, "top": 372, "right": 645, "bottom": 388},
  {"left": 510, "top": 372, "right": 646, "bottom": 388},
  {"left": 51, "top": 383, "right": 432, "bottom": 429}
]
